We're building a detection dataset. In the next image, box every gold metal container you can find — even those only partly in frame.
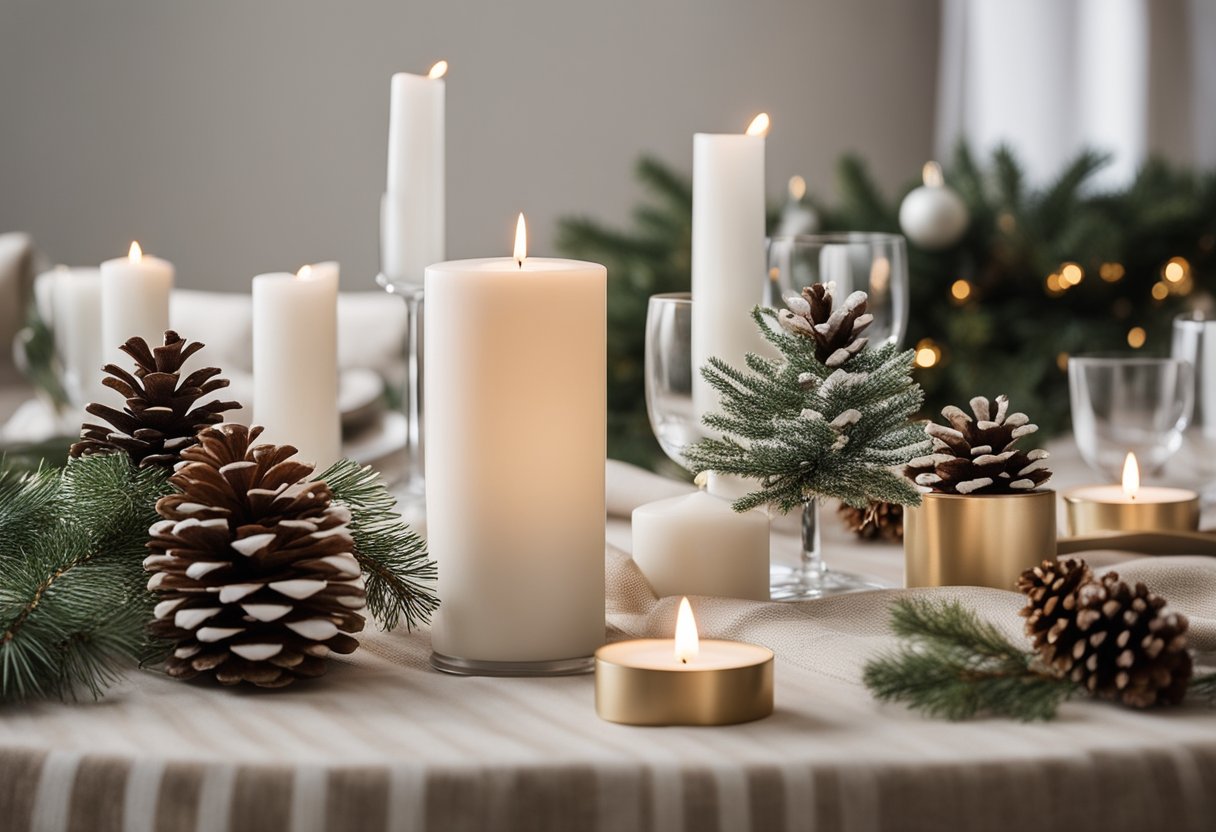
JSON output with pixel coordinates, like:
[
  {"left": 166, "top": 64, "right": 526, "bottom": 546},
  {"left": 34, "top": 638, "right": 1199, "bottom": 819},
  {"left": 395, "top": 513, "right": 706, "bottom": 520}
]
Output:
[
  {"left": 1062, "top": 488, "right": 1199, "bottom": 536},
  {"left": 905, "top": 490, "right": 1057, "bottom": 589},
  {"left": 594, "top": 640, "right": 773, "bottom": 726}
]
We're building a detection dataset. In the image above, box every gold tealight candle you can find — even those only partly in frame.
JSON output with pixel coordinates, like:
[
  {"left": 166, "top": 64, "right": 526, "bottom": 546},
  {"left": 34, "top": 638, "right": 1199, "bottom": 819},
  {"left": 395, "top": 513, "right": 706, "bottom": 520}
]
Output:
[
  {"left": 594, "top": 598, "right": 773, "bottom": 726},
  {"left": 1063, "top": 452, "right": 1200, "bottom": 536}
]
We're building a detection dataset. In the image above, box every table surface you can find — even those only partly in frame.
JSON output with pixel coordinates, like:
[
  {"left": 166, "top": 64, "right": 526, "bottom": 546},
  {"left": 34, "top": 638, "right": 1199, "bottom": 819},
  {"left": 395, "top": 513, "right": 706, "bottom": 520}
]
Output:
[{"left": 2, "top": 391, "right": 1215, "bottom": 832}]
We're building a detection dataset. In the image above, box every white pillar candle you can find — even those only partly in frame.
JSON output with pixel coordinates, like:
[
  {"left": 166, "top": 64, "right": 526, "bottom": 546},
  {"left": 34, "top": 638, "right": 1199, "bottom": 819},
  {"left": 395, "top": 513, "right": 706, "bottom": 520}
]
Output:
[
  {"left": 252, "top": 262, "right": 341, "bottom": 468},
  {"left": 100, "top": 242, "right": 173, "bottom": 364},
  {"left": 632, "top": 488, "right": 770, "bottom": 601},
  {"left": 46, "top": 267, "right": 103, "bottom": 406},
  {"left": 691, "top": 113, "right": 772, "bottom": 422},
  {"left": 381, "top": 61, "right": 446, "bottom": 284},
  {"left": 425, "top": 215, "right": 606, "bottom": 669}
]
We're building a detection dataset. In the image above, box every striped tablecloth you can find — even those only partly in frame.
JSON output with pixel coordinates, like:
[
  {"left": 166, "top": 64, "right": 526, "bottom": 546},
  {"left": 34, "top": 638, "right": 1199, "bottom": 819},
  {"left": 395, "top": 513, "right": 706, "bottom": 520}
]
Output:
[{"left": 3, "top": 451, "right": 1216, "bottom": 832}]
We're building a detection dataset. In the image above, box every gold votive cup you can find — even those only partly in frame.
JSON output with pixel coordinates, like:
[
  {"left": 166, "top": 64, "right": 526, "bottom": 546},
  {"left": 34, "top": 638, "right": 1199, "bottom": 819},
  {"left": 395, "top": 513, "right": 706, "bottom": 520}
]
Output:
[
  {"left": 594, "top": 640, "right": 773, "bottom": 726},
  {"left": 1062, "top": 488, "right": 1200, "bottom": 536},
  {"left": 905, "top": 490, "right": 1057, "bottom": 589}
]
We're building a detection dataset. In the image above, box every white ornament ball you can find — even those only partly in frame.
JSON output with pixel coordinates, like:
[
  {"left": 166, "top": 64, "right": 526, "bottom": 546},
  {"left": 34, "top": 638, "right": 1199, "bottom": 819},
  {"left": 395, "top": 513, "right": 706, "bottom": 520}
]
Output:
[{"left": 899, "top": 182, "right": 969, "bottom": 250}]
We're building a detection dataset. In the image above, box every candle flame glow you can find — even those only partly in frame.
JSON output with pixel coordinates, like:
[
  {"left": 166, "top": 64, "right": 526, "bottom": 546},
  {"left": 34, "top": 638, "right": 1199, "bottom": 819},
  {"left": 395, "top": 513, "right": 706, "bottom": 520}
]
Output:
[
  {"left": 922, "top": 161, "right": 944, "bottom": 188},
  {"left": 788, "top": 175, "right": 806, "bottom": 201},
  {"left": 746, "top": 112, "right": 771, "bottom": 137},
  {"left": 1122, "top": 452, "right": 1140, "bottom": 500},
  {"left": 428, "top": 60, "right": 448, "bottom": 80},
  {"left": 297, "top": 264, "right": 313, "bottom": 280},
  {"left": 674, "top": 597, "right": 699, "bottom": 664},
  {"left": 128, "top": 241, "right": 143, "bottom": 263},
  {"left": 514, "top": 213, "right": 527, "bottom": 267}
]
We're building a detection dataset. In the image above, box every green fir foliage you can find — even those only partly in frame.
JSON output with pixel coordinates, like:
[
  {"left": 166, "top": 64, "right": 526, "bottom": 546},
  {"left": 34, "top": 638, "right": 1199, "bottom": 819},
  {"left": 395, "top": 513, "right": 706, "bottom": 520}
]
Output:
[
  {"left": 684, "top": 306, "right": 929, "bottom": 513},
  {"left": 0, "top": 455, "right": 171, "bottom": 703},
  {"left": 319, "top": 459, "right": 438, "bottom": 632},
  {"left": 862, "top": 598, "right": 1075, "bottom": 722},
  {"left": 558, "top": 148, "right": 1216, "bottom": 467}
]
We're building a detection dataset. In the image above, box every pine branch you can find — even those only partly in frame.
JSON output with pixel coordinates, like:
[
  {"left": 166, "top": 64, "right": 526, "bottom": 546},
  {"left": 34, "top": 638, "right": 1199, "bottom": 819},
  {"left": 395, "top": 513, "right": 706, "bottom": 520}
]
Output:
[
  {"left": 320, "top": 459, "right": 438, "bottom": 632},
  {"left": 0, "top": 454, "right": 170, "bottom": 703},
  {"left": 863, "top": 598, "right": 1075, "bottom": 721},
  {"left": 1191, "top": 672, "right": 1216, "bottom": 703}
]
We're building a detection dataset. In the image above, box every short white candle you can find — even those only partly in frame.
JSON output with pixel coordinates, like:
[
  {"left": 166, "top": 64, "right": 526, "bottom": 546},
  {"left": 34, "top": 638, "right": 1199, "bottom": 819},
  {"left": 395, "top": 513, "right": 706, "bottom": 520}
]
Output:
[
  {"left": 425, "top": 215, "right": 606, "bottom": 667},
  {"left": 632, "top": 487, "right": 769, "bottom": 601},
  {"left": 100, "top": 242, "right": 173, "bottom": 365},
  {"left": 45, "top": 266, "right": 103, "bottom": 405},
  {"left": 691, "top": 113, "right": 773, "bottom": 422},
  {"left": 381, "top": 60, "right": 446, "bottom": 284},
  {"left": 252, "top": 262, "right": 341, "bottom": 468}
]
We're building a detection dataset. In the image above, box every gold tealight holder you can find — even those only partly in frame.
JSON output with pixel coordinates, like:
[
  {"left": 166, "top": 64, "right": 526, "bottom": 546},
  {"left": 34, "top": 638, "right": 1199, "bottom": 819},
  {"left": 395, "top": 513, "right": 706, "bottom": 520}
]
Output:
[
  {"left": 1062, "top": 453, "right": 1200, "bottom": 536},
  {"left": 905, "top": 489, "right": 1057, "bottom": 589},
  {"left": 594, "top": 599, "right": 774, "bottom": 726}
]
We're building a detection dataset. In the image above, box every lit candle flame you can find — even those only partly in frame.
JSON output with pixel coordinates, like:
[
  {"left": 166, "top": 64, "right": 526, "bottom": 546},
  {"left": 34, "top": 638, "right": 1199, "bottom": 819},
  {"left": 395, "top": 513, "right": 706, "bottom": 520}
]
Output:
[
  {"left": 297, "top": 264, "right": 312, "bottom": 280},
  {"left": 428, "top": 60, "right": 448, "bottom": 80},
  {"left": 128, "top": 241, "right": 143, "bottom": 263},
  {"left": 922, "top": 161, "right": 944, "bottom": 188},
  {"left": 513, "top": 213, "right": 527, "bottom": 267},
  {"left": 788, "top": 175, "right": 806, "bottom": 201},
  {"left": 746, "top": 112, "right": 770, "bottom": 137},
  {"left": 1122, "top": 452, "right": 1140, "bottom": 500},
  {"left": 674, "top": 597, "right": 699, "bottom": 664}
]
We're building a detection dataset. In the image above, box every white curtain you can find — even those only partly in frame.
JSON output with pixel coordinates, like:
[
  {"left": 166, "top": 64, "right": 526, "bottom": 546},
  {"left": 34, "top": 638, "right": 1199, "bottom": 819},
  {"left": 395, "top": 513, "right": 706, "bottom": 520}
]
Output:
[{"left": 936, "top": 0, "right": 1214, "bottom": 187}]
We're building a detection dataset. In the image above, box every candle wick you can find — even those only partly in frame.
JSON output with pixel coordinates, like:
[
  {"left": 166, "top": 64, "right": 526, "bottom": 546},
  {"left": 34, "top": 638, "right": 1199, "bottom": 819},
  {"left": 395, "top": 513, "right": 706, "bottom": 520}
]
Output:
[{"left": 680, "top": 658, "right": 687, "bottom": 665}]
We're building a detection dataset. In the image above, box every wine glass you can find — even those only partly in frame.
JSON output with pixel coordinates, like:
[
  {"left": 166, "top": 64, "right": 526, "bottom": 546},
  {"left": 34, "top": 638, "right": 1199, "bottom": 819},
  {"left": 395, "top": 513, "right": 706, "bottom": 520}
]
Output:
[
  {"left": 1170, "top": 314, "right": 1216, "bottom": 499},
  {"left": 644, "top": 293, "right": 699, "bottom": 476},
  {"left": 766, "top": 233, "right": 909, "bottom": 599},
  {"left": 1068, "top": 355, "right": 1193, "bottom": 480}
]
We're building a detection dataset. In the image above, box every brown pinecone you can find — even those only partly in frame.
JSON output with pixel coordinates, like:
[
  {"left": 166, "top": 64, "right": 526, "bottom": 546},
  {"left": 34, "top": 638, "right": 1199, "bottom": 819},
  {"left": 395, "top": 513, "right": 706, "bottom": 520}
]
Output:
[
  {"left": 70, "top": 331, "right": 240, "bottom": 468},
  {"left": 145, "top": 423, "right": 366, "bottom": 688},
  {"left": 838, "top": 500, "right": 903, "bottom": 542},
  {"left": 1017, "top": 558, "right": 1093, "bottom": 666},
  {"left": 1060, "top": 572, "right": 1194, "bottom": 708},
  {"left": 904, "top": 395, "right": 1052, "bottom": 495},
  {"left": 777, "top": 283, "right": 873, "bottom": 367}
]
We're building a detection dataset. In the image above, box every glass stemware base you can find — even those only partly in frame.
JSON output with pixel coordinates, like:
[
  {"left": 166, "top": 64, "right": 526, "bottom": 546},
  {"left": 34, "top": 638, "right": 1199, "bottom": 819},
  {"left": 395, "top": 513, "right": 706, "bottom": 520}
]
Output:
[{"left": 768, "top": 498, "right": 885, "bottom": 600}]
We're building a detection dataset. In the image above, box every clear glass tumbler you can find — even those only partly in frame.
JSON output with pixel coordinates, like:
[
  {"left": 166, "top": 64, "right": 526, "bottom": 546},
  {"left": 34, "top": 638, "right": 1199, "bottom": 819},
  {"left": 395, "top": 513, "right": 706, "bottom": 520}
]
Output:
[
  {"left": 1171, "top": 313, "right": 1216, "bottom": 497},
  {"left": 1068, "top": 355, "right": 1194, "bottom": 480}
]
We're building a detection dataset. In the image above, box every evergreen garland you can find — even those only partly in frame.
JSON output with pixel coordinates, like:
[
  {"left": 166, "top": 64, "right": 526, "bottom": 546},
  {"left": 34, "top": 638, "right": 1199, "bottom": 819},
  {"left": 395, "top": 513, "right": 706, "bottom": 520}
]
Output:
[{"left": 557, "top": 147, "right": 1216, "bottom": 467}]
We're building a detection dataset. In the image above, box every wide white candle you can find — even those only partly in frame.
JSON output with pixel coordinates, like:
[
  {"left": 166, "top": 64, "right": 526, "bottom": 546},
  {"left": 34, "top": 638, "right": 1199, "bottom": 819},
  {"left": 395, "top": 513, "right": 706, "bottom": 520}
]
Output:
[
  {"left": 45, "top": 267, "right": 103, "bottom": 406},
  {"left": 691, "top": 113, "right": 772, "bottom": 422},
  {"left": 381, "top": 61, "right": 446, "bottom": 284},
  {"left": 425, "top": 216, "right": 606, "bottom": 668},
  {"left": 632, "top": 488, "right": 769, "bottom": 601},
  {"left": 252, "top": 262, "right": 341, "bottom": 468},
  {"left": 100, "top": 242, "right": 172, "bottom": 365}
]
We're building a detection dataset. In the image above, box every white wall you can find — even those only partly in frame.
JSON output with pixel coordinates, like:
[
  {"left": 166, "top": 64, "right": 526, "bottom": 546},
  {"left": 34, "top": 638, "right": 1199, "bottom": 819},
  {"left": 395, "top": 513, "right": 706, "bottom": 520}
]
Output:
[{"left": 0, "top": 0, "right": 939, "bottom": 291}]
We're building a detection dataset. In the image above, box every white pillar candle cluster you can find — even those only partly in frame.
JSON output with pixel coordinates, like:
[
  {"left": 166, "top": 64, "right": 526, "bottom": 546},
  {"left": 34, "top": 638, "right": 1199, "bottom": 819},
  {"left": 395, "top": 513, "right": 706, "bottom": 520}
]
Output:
[
  {"left": 691, "top": 113, "right": 772, "bottom": 422},
  {"left": 100, "top": 242, "right": 173, "bottom": 367},
  {"left": 382, "top": 61, "right": 446, "bottom": 284},
  {"left": 252, "top": 262, "right": 341, "bottom": 469},
  {"left": 425, "top": 216, "right": 607, "bottom": 665}
]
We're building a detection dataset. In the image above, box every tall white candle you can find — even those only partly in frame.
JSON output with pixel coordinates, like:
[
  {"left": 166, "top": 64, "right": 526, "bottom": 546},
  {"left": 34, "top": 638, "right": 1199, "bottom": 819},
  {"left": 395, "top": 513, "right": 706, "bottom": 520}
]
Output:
[
  {"left": 381, "top": 61, "right": 446, "bottom": 284},
  {"left": 425, "top": 216, "right": 606, "bottom": 668},
  {"left": 252, "top": 262, "right": 341, "bottom": 468},
  {"left": 691, "top": 113, "right": 771, "bottom": 422},
  {"left": 100, "top": 242, "right": 173, "bottom": 364},
  {"left": 46, "top": 267, "right": 103, "bottom": 406}
]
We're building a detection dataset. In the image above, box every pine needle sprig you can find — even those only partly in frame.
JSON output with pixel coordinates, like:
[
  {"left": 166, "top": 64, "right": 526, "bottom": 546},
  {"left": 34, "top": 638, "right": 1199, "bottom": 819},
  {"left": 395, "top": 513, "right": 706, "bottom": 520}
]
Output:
[
  {"left": 320, "top": 459, "right": 438, "bottom": 632},
  {"left": 0, "top": 454, "right": 170, "bottom": 703},
  {"left": 863, "top": 598, "right": 1075, "bottom": 721},
  {"left": 1192, "top": 672, "right": 1216, "bottom": 703}
]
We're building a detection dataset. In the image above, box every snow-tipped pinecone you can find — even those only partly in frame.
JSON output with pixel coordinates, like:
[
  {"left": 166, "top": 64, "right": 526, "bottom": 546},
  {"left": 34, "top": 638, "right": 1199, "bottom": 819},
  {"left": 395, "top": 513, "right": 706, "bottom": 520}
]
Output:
[
  {"left": 904, "top": 395, "right": 1052, "bottom": 495},
  {"left": 146, "top": 423, "right": 365, "bottom": 688},
  {"left": 70, "top": 331, "right": 240, "bottom": 468},
  {"left": 1017, "top": 558, "right": 1094, "bottom": 666},
  {"left": 838, "top": 500, "right": 903, "bottom": 542},
  {"left": 1063, "top": 572, "right": 1192, "bottom": 708},
  {"left": 777, "top": 283, "right": 872, "bottom": 367}
]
